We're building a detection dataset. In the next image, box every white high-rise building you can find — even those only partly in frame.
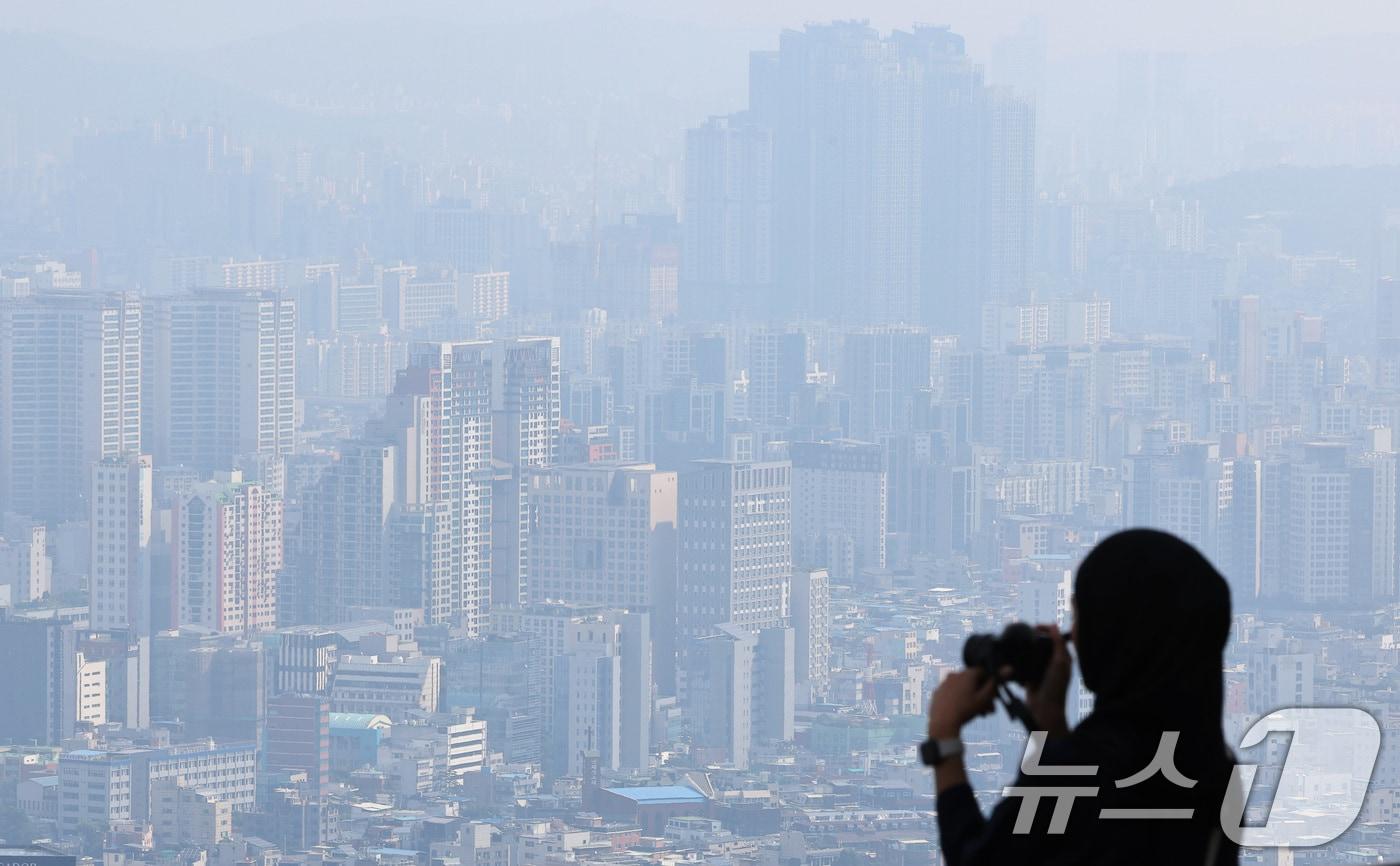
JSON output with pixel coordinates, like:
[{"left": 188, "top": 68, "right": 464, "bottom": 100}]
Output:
[
  {"left": 143, "top": 289, "right": 296, "bottom": 476},
  {"left": 174, "top": 470, "right": 282, "bottom": 635},
  {"left": 0, "top": 291, "right": 142, "bottom": 522},
  {"left": 381, "top": 342, "right": 495, "bottom": 634},
  {"left": 677, "top": 459, "right": 791, "bottom": 643},
  {"left": 789, "top": 568, "right": 830, "bottom": 704},
  {"left": 90, "top": 454, "right": 153, "bottom": 634}
]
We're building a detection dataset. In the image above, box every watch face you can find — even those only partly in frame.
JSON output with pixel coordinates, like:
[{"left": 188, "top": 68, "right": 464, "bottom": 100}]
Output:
[{"left": 920, "top": 739, "right": 941, "bottom": 766}]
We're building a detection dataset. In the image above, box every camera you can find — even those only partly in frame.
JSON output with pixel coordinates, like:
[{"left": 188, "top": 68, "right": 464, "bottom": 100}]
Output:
[{"left": 963, "top": 622, "right": 1056, "bottom": 686}]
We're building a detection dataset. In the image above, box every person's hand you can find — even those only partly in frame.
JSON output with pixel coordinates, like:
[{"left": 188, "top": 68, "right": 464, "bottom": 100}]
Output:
[
  {"left": 1025, "top": 623, "right": 1071, "bottom": 738},
  {"left": 928, "top": 668, "right": 997, "bottom": 740}
]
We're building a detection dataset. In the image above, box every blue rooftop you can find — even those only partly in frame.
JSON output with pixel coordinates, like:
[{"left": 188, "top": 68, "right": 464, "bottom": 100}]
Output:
[{"left": 603, "top": 785, "right": 706, "bottom": 804}]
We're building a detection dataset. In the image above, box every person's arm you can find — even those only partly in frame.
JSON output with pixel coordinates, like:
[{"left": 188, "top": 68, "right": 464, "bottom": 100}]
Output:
[
  {"left": 927, "top": 626, "right": 1075, "bottom": 865},
  {"left": 1025, "top": 624, "right": 1072, "bottom": 740},
  {"left": 927, "top": 670, "right": 990, "bottom": 793},
  {"left": 927, "top": 669, "right": 995, "bottom": 865}
]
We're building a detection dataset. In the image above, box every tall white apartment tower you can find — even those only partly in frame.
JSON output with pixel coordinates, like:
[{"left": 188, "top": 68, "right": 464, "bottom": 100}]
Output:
[
  {"left": 382, "top": 342, "right": 494, "bottom": 634},
  {"left": 144, "top": 289, "right": 296, "bottom": 477},
  {"left": 677, "top": 459, "right": 791, "bottom": 643},
  {"left": 0, "top": 291, "right": 142, "bottom": 522},
  {"left": 174, "top": 470, "right": 282, "bottom": 635},
  {"left": 90, "top": 454, "right": 154, "bottom": 634}
]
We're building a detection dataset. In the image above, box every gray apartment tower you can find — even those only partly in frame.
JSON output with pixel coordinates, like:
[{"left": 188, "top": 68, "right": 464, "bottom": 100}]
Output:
[
  {"left": 696, "top": 22, "right": 1036, "bottom": 331},
  {"left": 143, "top": 288, "right": 296, "bottom": 478},
  {"left": 0, "top": 290, "right": 142, "bottom": 522}
]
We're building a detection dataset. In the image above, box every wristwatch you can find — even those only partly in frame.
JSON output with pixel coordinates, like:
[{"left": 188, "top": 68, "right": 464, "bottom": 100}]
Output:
[{"left": 920, "top": 737, "right": 964, "bottom": 767}]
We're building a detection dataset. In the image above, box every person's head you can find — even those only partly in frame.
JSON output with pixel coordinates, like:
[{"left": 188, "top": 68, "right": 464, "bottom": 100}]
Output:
[{"left": 1070, "top": 529, "right": 1232, "bottom": 734}]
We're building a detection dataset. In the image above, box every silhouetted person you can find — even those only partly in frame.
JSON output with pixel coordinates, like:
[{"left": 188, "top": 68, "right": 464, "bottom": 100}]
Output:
[{"left": 927, "top": 529, "right": 1239, "bottom": 865}]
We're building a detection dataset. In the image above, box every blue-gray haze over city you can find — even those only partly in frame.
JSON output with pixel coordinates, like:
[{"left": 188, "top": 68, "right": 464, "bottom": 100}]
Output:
[{"left": 0, "top": 1, "right": 1398, "bottom": 863}]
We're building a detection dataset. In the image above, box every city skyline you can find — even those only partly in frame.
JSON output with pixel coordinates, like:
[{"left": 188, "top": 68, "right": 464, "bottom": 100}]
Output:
[{"left": 0, "top": 8, "right": 1396, "bottom": 865}]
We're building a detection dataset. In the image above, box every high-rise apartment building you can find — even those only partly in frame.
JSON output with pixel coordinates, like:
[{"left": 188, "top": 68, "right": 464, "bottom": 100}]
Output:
[
  {"left": 386, "top": 276, "right": 456, "bottom": 332},
  {"left": 380, "top": 342, "right": 495, "bottom": 634},
  {"left": 143, "top": 289, "right": 296, "bottom": 476},
  {"left": 151, "top": 631, "right": 266, "bottom": 742},
  {"left": 1267, "top": 443, "right": 1353, "bottom": 606},
  {"left": 0, "top": 290, "right": 142, "bottom": 521},
  {"left": 735, "top": 23, "right": 1033, "bottom": 330},
  {"left": 174, "top": 470, "right": 282, "bottom": 635},
  {"left": 682, "top": 115, "right": 773, "bottom": 319},
  {"left": 295, "top": 443, "right": 397, "bottom": 624},
  {"left": 90, "top": 454, "right": 154, "bottom": 634},
  {"left": 385, "top": 501, "right": 456, "bottom": 624},
  {"left": 1352, "top": 440, "right": 1398, "bottom": 602},
  {"left": 490, "top": 337, "right": 561, "bottom": 609}
]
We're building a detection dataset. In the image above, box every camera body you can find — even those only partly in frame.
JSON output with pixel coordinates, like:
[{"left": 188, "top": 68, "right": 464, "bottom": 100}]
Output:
[{"left": 963, "top": 622, "right": 1054, "bottom": 686}]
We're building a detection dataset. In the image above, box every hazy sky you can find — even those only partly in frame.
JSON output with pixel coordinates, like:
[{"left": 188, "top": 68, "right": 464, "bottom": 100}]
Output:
[{"left": 5, "top": 0, "right": 1399, "bottom": 58}]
